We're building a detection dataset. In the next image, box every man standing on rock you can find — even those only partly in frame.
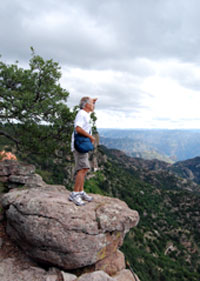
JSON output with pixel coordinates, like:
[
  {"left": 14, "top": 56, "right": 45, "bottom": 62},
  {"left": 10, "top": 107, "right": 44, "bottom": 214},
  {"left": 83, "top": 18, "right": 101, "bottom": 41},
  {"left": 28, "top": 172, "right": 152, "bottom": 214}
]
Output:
[{"left": 69, "top": 97, "right": 97, "bottom": 206}]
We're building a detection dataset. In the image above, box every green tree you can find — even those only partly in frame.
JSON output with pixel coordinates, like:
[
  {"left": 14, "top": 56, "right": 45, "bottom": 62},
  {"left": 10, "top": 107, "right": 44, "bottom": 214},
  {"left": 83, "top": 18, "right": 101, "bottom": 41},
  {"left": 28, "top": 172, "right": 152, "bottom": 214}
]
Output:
[
  {"left": 91, "top": 112, "right": 98, "bottom": 134},
  {"left": 0, "top": 49, "right": 75, "bottom": 157}
]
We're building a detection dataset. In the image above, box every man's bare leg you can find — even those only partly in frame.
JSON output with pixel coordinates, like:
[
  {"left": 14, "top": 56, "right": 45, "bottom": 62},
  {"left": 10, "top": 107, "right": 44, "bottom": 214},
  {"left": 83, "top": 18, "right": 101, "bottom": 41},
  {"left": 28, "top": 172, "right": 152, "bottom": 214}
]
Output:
[{"left": 74, "top": 168, "right": 89, "bottom": 192}]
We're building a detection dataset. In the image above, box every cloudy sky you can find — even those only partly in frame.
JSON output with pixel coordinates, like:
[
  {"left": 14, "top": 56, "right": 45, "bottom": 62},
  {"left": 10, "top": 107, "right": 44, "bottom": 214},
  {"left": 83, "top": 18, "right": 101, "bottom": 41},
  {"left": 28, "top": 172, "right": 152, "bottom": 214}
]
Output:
[{"left": 1, "top": 0, "right": 200, "bottom": 129}]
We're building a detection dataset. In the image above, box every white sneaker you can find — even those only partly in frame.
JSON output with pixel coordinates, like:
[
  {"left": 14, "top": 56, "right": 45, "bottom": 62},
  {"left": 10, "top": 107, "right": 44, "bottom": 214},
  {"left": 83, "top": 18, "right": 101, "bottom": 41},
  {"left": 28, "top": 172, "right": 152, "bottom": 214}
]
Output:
[
  {"left": 81, "top": 192, "right": 93, "bottom": 202},
  {"left": 69, "top": 193, "right": 85, "bottom": 206}
]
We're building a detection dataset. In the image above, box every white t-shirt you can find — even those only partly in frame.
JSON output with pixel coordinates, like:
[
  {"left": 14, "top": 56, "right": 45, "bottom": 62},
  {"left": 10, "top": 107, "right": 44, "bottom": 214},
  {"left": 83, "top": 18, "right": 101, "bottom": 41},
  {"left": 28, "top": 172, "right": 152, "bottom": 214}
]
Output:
[{"left": 71, "top": 109, "right": 92, "bottom": 151}]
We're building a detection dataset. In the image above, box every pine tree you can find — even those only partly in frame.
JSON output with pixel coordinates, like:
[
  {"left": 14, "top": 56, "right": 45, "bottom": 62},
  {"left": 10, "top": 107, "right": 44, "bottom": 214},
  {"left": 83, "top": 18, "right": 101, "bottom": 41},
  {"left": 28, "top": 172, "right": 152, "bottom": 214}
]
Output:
[{"left": 0, "top": 48, "right": 75, "bottom": 157}]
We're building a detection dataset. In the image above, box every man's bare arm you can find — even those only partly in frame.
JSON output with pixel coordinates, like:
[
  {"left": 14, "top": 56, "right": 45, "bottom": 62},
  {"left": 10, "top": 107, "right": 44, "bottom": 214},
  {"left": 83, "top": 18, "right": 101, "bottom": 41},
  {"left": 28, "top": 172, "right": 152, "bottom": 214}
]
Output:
[{"left": 75, "top": 126, "right": 95, "bottom": 143}]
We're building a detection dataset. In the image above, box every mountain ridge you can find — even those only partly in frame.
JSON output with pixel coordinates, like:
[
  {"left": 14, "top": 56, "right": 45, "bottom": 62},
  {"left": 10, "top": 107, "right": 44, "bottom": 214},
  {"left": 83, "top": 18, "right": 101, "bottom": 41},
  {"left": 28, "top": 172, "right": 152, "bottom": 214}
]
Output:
[
  {"left": 99, "top": 145, "right": 200, "bottom": 193},
  {"left": 99, "top": 129, "right": 200, "bottom": 162}
]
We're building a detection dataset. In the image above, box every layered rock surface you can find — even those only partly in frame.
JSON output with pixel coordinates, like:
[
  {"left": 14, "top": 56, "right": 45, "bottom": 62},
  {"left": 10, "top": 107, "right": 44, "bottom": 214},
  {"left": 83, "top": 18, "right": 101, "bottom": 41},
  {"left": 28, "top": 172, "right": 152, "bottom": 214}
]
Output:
[{"left": 0, "top": 160, "right": 46, "bottom": 189}]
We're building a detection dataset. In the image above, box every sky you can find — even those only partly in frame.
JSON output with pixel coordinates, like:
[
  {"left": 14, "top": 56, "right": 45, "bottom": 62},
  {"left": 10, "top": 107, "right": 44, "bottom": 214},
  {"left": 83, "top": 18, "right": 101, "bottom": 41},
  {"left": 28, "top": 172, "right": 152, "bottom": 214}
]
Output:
[{"left": 1, "top": 0, "right": 200, "bottom": 129}]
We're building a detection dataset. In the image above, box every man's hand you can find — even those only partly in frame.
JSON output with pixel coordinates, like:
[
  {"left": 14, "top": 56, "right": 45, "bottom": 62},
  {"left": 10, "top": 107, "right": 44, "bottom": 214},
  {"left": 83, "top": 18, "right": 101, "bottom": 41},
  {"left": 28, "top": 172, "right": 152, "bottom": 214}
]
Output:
[
  {"left": 92, "top": 98, "right": 98, "bottom": 104},
  {"left": 89, "top": 135, "right": 95, "bottom": 144}
]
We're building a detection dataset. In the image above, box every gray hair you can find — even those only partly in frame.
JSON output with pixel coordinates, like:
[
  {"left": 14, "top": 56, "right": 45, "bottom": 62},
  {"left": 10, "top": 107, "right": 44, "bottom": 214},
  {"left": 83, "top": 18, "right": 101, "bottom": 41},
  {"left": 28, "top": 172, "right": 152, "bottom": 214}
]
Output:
[{"left": 79, "top": 96, "right": 90, "bottom": 109}]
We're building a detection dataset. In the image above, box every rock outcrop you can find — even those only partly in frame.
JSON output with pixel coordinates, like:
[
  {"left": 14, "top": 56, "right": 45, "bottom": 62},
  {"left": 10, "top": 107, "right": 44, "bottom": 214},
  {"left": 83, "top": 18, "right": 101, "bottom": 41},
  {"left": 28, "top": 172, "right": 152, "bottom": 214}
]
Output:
[
  {"left": 0, "top": 160, "right": 46, "bottom": 189},
  {"left": 2, "top": 185, "right": 139, "bottom": 270},
  {"left": 0, "top": 160, "right": 140, "bottom": 281}
]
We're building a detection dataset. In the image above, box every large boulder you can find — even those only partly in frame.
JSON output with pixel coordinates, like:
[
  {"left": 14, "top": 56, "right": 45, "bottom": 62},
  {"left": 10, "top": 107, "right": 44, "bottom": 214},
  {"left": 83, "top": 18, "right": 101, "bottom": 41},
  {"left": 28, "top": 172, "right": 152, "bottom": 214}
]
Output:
[{"left": 2, "top": 185, "right": 139, "bottom": 270}]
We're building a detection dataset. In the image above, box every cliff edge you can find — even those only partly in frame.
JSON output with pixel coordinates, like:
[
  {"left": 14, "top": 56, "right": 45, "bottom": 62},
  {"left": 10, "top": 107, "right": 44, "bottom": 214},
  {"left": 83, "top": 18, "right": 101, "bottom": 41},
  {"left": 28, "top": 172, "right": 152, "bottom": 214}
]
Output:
[{"left": 0, "top": 160, "right": 140, "bottom": 281}]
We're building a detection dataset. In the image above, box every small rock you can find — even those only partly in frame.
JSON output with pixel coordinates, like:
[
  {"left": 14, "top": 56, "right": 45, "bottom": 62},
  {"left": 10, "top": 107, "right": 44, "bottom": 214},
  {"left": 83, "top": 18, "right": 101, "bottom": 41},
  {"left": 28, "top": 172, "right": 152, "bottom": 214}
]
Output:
[
  {"left": 61, "top": 271, "right": 77, "bottom": 281},
  {"left": 8, "top": 174, "right": 46, "bottom": 188},
  {"left": 95, "top": 250, "right": 125, "bottom": 276},
  {"left": 46, "top": 275, "right": 58, "bottom": 281},
  {"left": 8, "top": 175, "right": 27, "bottom": 184},
  {"left": 77, "top": 270, "right": 114, "bottom": 281},
  {"left": 25, "top": 174, "right": 47, "bottom": 188},
  {"left": 113, "top": 269, "right": 140, "bottom": 281},
  {"left": 0, "top": 258, "right": 48, "bottom": 281}
]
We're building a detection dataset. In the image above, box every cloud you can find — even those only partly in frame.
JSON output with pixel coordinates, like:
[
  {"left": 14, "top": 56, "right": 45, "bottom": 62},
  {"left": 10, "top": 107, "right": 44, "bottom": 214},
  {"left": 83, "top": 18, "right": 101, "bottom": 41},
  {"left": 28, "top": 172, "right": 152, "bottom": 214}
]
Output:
[
  {"left": 0, "top": 0, "right": 119, "bottom": 66},
  {"left": 61, "top": 63, "right": 152, "bottom": 113},
  {"left": 158, "top": 60, "right": 200, "bottom": 91},
  {"left": 1, "top": 0, "right": 200, "bottom": 129},
  {"left": 2, "top": 0, "right": 200, "bottom": 66}
]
